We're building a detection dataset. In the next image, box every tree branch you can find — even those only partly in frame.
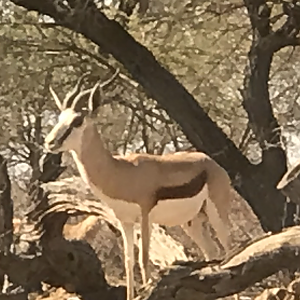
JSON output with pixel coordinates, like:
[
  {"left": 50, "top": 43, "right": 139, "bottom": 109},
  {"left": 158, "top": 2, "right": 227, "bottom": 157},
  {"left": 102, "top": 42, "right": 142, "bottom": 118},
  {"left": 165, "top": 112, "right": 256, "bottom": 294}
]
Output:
[{"left": 9, "top": 0, "right": 289, "bottom": 231}]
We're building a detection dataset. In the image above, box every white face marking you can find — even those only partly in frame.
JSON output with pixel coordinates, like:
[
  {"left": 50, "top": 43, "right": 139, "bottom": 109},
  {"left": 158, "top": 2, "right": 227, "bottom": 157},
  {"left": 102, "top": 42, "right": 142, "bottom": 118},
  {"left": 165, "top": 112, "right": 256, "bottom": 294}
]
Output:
[
  {"left": 44, "top": 108, "right": 87, "bottom": 153},
  {"left": 58, "top": 108, "right": 77, "bottom": 123}
]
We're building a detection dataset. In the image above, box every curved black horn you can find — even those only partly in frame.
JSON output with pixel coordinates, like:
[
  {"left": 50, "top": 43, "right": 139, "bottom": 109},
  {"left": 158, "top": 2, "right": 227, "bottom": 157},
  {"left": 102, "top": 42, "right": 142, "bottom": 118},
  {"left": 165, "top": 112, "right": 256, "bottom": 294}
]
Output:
[
  {"left": 99, "top": 68, "right": 120, "bottom": 89},
  {"left": 88, "top": 81, "right": 102, "bottom": 113},
  {"left": 49, "top": 86, "right": 62, "bottom": 110},
  {"left": 71, "top": 88, "right": 93, "bottom": 112},
  {"left": 71, "top": 69, "right": 120, "bottom": 112},
  {"left": 88, "top": 68, "right": 120, "bottom": 112},
  {"left": 62, "top": 72, "right": 91, "bottom": 109}
]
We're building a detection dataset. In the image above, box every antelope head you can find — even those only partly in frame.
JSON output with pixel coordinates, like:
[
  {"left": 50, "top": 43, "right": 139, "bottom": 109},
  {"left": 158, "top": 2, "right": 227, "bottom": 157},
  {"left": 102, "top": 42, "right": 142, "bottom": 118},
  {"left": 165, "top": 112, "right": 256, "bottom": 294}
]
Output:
[{"left": 44, "top": 71, "right": 118, "bottom": 153}]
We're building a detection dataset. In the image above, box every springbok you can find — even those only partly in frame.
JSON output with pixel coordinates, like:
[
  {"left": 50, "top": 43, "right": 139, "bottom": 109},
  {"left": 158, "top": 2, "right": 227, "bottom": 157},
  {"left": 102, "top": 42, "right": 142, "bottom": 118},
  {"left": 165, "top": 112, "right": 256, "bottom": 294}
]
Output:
[{"left": 44, "top": 72, "right": 232, "bottom": 300}]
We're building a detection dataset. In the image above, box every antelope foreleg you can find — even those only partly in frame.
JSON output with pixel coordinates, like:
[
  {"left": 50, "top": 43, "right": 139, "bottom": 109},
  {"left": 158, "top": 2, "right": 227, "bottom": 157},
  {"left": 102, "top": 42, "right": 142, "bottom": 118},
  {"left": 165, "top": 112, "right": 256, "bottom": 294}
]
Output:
[
  {"left": 120, "top": 222, "right": 135, "bottom": 300},
  {"left": 139, "top": 209, "right": 151, "bottom": 285}
]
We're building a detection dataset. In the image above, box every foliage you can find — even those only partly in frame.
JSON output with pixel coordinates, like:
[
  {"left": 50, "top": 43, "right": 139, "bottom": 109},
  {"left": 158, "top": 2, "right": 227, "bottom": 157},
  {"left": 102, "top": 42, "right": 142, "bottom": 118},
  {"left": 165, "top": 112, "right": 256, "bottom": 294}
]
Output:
[{"left": 1, "top": 0, "right": 300, "bottom": 173}]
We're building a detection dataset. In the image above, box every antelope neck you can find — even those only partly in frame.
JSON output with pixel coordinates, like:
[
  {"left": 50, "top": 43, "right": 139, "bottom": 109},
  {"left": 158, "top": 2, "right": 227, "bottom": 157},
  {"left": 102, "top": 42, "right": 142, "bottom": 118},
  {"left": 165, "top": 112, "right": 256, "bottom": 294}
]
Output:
[{"left": 71, "top": 123, "right": 116, "bottom": 186}]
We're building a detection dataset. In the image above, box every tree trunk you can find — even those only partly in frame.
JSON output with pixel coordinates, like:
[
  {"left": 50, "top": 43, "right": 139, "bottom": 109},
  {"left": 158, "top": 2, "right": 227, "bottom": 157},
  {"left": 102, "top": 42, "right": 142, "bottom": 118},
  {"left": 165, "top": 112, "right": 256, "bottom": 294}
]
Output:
[
  {"left": 0, "top": 155, "right": 13, "bottom": 290},
  {"left": 240, "top": 0, "right": 300, "bottom": 227},
  {"left": 241, "top": 47, "right": 295, "bottom": 226},
  {"left": 0, "top": 155, "right": 13, "bottom": 254}
]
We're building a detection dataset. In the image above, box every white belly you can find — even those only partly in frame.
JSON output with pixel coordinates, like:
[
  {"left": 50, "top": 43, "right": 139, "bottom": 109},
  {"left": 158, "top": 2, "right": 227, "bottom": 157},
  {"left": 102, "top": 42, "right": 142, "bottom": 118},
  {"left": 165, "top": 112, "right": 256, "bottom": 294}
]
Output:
[
  {"left": 91, "top": 184, "right": 208, "bottom": 226},
  {"left": 150, "top": 189, "right": 207, "bottom": 226}
]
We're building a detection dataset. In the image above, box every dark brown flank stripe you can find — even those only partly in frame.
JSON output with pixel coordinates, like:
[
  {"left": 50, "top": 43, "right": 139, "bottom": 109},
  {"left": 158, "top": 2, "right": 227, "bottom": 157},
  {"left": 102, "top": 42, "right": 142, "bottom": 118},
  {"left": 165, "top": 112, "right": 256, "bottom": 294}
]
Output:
[{"left": 154, "top": 170, "right": 207, "bottom": 202}]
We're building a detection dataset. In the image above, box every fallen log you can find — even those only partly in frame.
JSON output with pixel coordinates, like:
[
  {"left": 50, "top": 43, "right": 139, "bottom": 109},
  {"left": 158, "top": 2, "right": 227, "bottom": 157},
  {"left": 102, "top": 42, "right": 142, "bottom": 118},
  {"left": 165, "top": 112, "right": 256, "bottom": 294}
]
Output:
[
  {"left": 36, "top": 194, "right": 300, "bottom": 300},
  {"left": 137, "top": 226, "right": 300, "bottom": 300}
]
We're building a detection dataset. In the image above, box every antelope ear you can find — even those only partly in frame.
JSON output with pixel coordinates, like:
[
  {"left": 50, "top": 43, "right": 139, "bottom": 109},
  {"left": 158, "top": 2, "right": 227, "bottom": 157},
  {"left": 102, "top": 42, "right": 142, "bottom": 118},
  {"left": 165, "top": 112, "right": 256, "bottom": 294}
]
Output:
[
  {"left": 49, "top": 86, "right": 62, "bottom": 110},
  {"left": 88, "top": 82, "right": 102, "bottom": 114},
  {"left": 88, "top": 68, "right": 120, "bottom": 113}
]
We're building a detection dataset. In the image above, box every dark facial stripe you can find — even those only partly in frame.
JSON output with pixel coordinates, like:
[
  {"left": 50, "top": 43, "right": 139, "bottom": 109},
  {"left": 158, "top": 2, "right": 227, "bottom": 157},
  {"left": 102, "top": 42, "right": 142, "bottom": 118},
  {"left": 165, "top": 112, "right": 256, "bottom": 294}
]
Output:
[
  {"left": 55, "top": 116, "right": 84, "bottom": 147},
  {"left": 71, "top": 115, "right": 84, "bottom": 128},
  {"left": 55, "top": 125, "right": 74, "bottom": 147},
  {"left": 154, "top": 170, "right": 207, "bottom": 202}
]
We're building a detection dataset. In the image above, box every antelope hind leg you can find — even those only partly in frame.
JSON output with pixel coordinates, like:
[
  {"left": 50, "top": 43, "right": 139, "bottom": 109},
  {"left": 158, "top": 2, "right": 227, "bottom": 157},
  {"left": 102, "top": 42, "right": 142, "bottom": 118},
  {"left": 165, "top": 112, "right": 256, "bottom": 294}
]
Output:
[
  {"left": 205, "top": 199, "right": 230, "bottom": 255},
  {"left": 182, "top": 211, "right": 219, "bottom": 261}
]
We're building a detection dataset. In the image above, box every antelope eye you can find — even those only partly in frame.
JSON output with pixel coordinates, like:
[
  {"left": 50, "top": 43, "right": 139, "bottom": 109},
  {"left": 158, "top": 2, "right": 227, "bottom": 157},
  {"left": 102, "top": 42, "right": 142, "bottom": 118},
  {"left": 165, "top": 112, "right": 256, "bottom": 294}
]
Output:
[{"left": 72, "top": 116, "right": 84, "bottom": 128}]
